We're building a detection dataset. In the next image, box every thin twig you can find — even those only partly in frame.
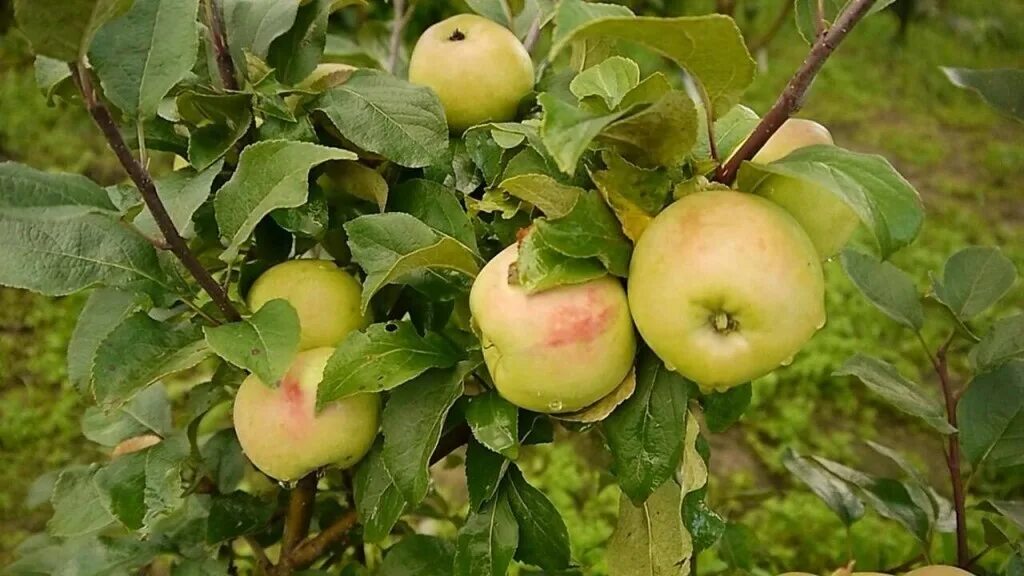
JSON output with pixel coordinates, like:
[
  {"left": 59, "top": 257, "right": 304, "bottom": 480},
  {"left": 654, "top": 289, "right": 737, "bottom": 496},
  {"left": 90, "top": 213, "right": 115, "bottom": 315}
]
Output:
[
  {"left": 70, "top": 63, "right": 241, "bottom": 323},
  {"left": 935, "top": 334, "right": 969, "bottom": 567},
  {"left": 714, "top": 0, "right": 880, "bottom": 185},
  {"left": 282, "top": 474, "right": 319, "bottom": 554},
  {"left": 704, "top": 86, "right": 720, "bottom": 166},
  {"left": 202, "top": 0, "right": 238, "bottom": 91},
  {"left": 276, "top": 509, "right": 358, "bottom": 573},
  {"left": 244, "top": 535, "right": 273, "bottom": 575},
  {"left": 522, "top": 14, "right": 543, "bottom": 54},
  {"left": 748, "top": 0, "right": 795, "bottom": 52},
  {"left": 387, "top": 0, "right": 416, "bottom": 74},
  {"left": 816, "top": 0, "right": 828, "bottom": 37}
]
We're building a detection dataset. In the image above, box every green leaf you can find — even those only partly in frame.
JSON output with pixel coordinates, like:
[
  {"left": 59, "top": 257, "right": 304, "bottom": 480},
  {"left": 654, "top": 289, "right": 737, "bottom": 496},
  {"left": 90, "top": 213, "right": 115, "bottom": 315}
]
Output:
[
  {"left": 48, "top": 467, "right": 116, "bottom": 537},
  {"left": 740, "top": 147, "right": 924, "bottom": 258},
  {"left": 203, "top": 299, "right": 300, "bottom": 386},
  {"left": 82, "top": 384, "right": 171, "bottom": 446},
  {"left": 550, "top": 15, "right": 754, "bottom": 116},
  {"left": 515, "top": 224, "right": 607, "bottom": 293},
  {"left": 539, "top": 92, "right": 625, "bottom": 174},
  {"left": 466, "top": 438, "right": 510, "bottom": 511},
  {"left": 7, "top": 535, "right": 157, "bottom": 576},
  {"left": 551, "top": 0, "right": 633, "bottom": 48},
  {"left": 591, "top": 151, "right": 672, "bottom": 242},
  {"left": 177, "top": 92, "right": 253, "bottom": 170},
  {"left": 835, "top": 354, "right": 954, "bottom": 434},
  {"left": 972, "top": 314, "right": 1024, "bottom": 372},
  {"left": 353, "top": 440, "right": 407, "bottom": 543},
  {"left": 312, "top": 70, "right": 449, "bottom": 168},
  {"left": 206, "top": 491, "right": 274, "bottom": 543},
  {"left": 35, "top": 55, "right": 74, "bottom": 102},
  {"left": 271, "top": 186, "right": 329, "bottom": 238},
  {"left": 499, "top": 174, "right": 583, "bottom": 219},
  {"left": 606, "top": 480, "right": 691, "bottom": 575},
  {"left": 958, "top": 360, "right": 1024, "bottom": 469},
  {"left": 694, "top": 104, "right": 760, "bottom": 161},
  {"left": 381, "top": 535, "right": 456, "bottom": 576},
  {"left": 200, "top": 429, "right": 246, "bottom": 492},
  {"left": 14, "top": 0, "right": 132, "bottom": 61},
  {"left": 135, "top": 161, "right": 222, "bottom": 240},
  {"left": 978, "top": 500, "right": 1024, "bottom": 532},
  {"left": 321, "top": 160, "right": 389, "bottom": 211},
  {"left": 0, "top": 213, "right": 178, "bottom": 296},
  {"left": 454, "top": 494, "right": 519, "bottom": 576},
  {"left": 569, "top": 56, "right": 640, "bottom": 110},
  {"left": 943, "top": 67, "right": 1024, "bottom": 122},
  {"left": 345, "top": 213, "right": 480, "bottom": 311},
  {"left": 860, "top": 477, "right": 933, "bottom": 543},
  {"left": 529, "top": 189, "right": 632, "bottom": 277},
  {"left": 382, "top": 362, "right": 473, "bottom": 505},
  {"left": 841, "top": 249, "right": 924, "bottom": 330},
  {"left": 389, "top": 179, "right": 479, "bottom": 253},
  {"left": 794, "top": 0, "right": 847, "bottom": 45},
  {"left": 266, "top": 0, "right": 334, "bottom": 85},
  {"left": 718, "top": 523, "right": 755, "bottom": 572},
  {"left": 466, "top": 391, "right": 520, "bottom": 459},
  {"left": 702, "top": 383, "right": 752, "bottom": 433},
  {"left": 782, "top": 448, "right": 864, "bottom": 527},
  {"left": 683, "top": 492, "right": 726, "bottom": 554},
  {"left": 0, "top": 162, "right": 117, "bottom": 218},
  {"left": 89, "top": 0, "right": 200, "bottom": 119},
  {"left": 92, "top": 434, "right": 189, "bottom": 532},
  {"left": 600, "top": 90, "right": 698, "bottom": 168},
  {"left": 506, "top": 466, "right": 572, "bottom": 570},
  {"left": 319, "top": 321, "right": 461, "bottom": 404},
  {"left": 604, "top": 348, "right": 689, "bottom": 504},
  {"left": 68, "top": 288, "right": 146, "bottom": 392},
  {"left": 932, "top": 246, "right": 1017, "bottom": 321},
  {"left": 223, "top": 0, "right": 299, "bottom": 60},
  {"left": 91, "top": 313, "right": 210, "bottom": 408},
  {"left": 214, "top": 140, "right": 355, "bottom": 260}
]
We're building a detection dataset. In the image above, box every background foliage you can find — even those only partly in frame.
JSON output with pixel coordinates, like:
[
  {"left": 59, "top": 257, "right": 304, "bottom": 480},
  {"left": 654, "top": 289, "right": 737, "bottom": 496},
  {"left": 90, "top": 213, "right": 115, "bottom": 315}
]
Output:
[{"left": 0, "top": 0, "right": 1021, "bottom": 572}]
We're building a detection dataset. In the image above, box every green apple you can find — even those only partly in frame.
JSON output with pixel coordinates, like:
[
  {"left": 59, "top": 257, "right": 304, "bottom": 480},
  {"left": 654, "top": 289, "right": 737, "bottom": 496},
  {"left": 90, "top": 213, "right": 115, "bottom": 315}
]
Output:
[
  {"left": 409, "top": 14, "right": 534, "bottom": 132},
  {"left": 751, "top": 118, "right": 860, "bottom": 259},
  {"left": 469, "top": 244, "right": 636, "bottom": 413},
  {"left": 233, "top": 347, "right": 380, "bottom": 481},
  {"left": 111, "top": 434, "right": 161, "bottom": 458},
  {"left": 904, "top": 567, "right": 974, "bottom": 576},
  {"left": 248, "top": 260, "right": 369, "bottom": 351},
  {"left": 628, "top": 190, "right": 826, "bottom": 393}
]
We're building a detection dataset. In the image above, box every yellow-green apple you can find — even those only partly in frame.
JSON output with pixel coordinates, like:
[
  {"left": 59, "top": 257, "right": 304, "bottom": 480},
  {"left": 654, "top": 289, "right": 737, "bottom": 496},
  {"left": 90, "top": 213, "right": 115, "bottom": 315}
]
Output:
[
  {"left": 248, "top": 260, "right": 369, "bottom": 350},
  {"left": 904, "top": 567, "right": 974, "bottom": 576},
  {"left": 751, "top": 118, "right": 860, "bottom": 259},
  {"left": 469, "top": 244, "right": 636, "bottom": 413},
  {"left": 233, "top": 347, "right": 380, "bottom": 481},
  {"left": 111, "top": 434, "right": 162, "bottom": 458},
  {"left": 409, "top": 14, "right": 534, "bottom": 132},
  {"left": 628, "top": 190, "right": 826, "bottom": 392}
]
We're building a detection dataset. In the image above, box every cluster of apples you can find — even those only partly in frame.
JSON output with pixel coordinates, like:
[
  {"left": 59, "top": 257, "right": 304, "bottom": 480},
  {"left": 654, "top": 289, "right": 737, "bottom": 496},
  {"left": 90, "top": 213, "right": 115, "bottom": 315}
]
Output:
[
  {"left": 220, "top": 14, "right": 864, "bottom": 482},
  {"left": 782, "top": 565, "right": 975, "bottom": 575}
]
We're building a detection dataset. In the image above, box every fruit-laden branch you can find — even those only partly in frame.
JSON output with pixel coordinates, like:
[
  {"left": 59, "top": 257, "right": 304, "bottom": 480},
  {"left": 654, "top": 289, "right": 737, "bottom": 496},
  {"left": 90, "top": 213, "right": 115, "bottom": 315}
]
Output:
[
  {"left": 935, "top": 334, "right": 969, "bottom": 567},
  {"left": 70, "top": 64, "right": 242, "bottom": 323},
  {"left": 714, "top": 0, "right": 879, "bottom": 184},
  {"left": 202, "top": 0, "right": 239, "bottom": 91}
]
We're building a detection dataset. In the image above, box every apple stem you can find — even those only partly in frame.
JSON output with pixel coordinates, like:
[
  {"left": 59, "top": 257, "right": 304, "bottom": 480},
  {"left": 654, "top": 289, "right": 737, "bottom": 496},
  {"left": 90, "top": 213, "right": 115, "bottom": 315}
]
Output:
[
  {"left": 201, "top": 0, "right": 238, "bottom": 91},
  {"left": 713, "top": 0, "right": 880, "bottom": 185},
  {"left": 282, "top": 474, "right": 319, "bottom": 554},
  {"left": 69, "top": 63, "right": 241, "bottom": 323}
]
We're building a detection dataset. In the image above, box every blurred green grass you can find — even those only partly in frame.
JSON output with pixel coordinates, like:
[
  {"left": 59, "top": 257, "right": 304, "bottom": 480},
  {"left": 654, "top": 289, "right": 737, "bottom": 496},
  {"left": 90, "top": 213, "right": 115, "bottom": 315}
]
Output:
[{"left": 1, "top": 0, "right": 1023, "bottom": 572}]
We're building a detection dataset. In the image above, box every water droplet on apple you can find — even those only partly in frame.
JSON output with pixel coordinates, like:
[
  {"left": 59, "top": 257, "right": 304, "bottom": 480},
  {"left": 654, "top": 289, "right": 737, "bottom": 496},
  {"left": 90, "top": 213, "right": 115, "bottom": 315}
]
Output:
[
  {"left": 664, "top": 362, "right": 677, "bottom": 372},
  {"left": 816, "top": 318, "right": 826, "bottom": 330},
  {"left": 547, "top": 400, "right": 564, "bottom": 412},
  {"left": 780, "top": 356, "right": 794, "bottom": 367}
]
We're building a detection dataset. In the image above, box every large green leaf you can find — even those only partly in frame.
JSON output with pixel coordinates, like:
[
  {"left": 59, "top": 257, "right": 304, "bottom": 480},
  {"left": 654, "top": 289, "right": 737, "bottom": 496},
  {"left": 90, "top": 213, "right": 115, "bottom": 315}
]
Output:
[
  {"left": 48, "top": 467, "right": 116, "bottom": 537},
  {"left": 841, "top": 250, "right": 924, "bottom": 330},
  {"left": 454, "top": 494, "right": 519, "bottom": 576},
  {"left": 958, "top": 360, "right": 1024, "bottom": 469},
  {"left": 599, "top": 90, "right": 698, "bottom": 168},
  {"left": 515, "top": 223, "right": 607, "bottom": 293},
  {"left": 526, "top": 189, "right": 632, "bottom": 277},
  {"left": 498, "top": 174, "right": 583, "bottom": 219},
  {"left": 943, "top": 67, "right": 1024, "bottom": 122},
  {"left": 312, "top": 70, "right": 449, "bottom": 168},
  {"left": 67, "top": 288, "right": 146, "bottom": 392},
  {"left": 319, "top": 321, "right": 461, "bottom": 404},
  {"left": 550, "top": 15, "right": 755, "bottom": 116},
  {"left": 0, "top": 162, "right": 117, "bottom": 218},
  {"left": 604, "top": 349, "right": 689, "bottom": 504},
  {"left": 783, "top": 448, "right": 864, "bottom": 527},
  {"left": 932, "top": 246, "right": 1017, "bottom": 321},
  {"left": 466, "top": 438, "right": 510, "bottom": 511},
  {"left": 0, "top": 213, "right": 178, "bottom": 297},
  {"left": 380, "top": 535, "right": 455, "bottom": 576},
  {"left": 353, "top": 441, "right": 407, "bottom": 543},
  {"left": 266, "top": 0, "right": 333, "bottom": 85},
  {"left": 135, "top": 161, "right": 222, "bottom": 240},
  {"left": 388, "top": 179, "right": 479, "bottom": 253},
  {"left": 466, "top": 391, "right": 520, "bottom": 459},
  {"left": 92, "top": 434, "right": 189, "bottom": 533},
  {"left": 81, "top": 384, "right": 171, "bottom": 447},
  {"left": 741, "top": 147, "right": 925, "bottom": 258},
  {"left": 835, "top": 354, "right": 954, "bottom": 434},
  {"left": 214, "top": 140, "right": 355, "bottom": 260},
  {"left": 223, "top": 0, "right": 299, "bottom": 60},
  {"left": 505, "top": 466, "right": 571, "bottom": 570},
  {"left": 569, "top": 56, "right": 640, "bottom": 110},
  {"left": 203, "top": 299, "right": 301, "bottom": 386},
  {"left": 382, "top": 362, "right": 474, "bottom": 505},
  {"left": 606, "top": 480, "right": 691, "bottom": 575},
  {"left": 539, "top": 92, "right": 625, "bottom": 174},
  {"left": 14, "top": 0, "right": 132, "bottom": 61},
  {"left": 89, "top": 0, "right": 200, "bottom": 119},
  {"left": 972, "top": 314, "right": 1024, "bottom": 372},
  {"left": 591, "top": 151, "right": 672, "bottom": 242}
]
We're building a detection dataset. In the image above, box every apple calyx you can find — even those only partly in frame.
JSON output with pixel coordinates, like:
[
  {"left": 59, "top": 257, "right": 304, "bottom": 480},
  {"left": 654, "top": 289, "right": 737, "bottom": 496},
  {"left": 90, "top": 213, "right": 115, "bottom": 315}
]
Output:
[
  {"left": 449, "top": 29, "right": 466, "bottom": 41},
  {"left": 711, "top": 310, "right": 739, "bottom": 334}
]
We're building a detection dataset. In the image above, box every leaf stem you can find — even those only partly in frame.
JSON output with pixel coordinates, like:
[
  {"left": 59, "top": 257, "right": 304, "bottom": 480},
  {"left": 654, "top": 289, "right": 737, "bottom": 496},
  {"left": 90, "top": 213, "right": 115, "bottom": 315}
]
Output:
[
  {"left": 70, "top": 63, "right": 241, "bottom": 323},
  {"left": 714, "top": 0, "right": 880, "bottom": 185},
  {"left": 202, "top": 0, "right": 239, "bottom": 91},
  {"left": 935, "top": 334, "right": 969, "bottom": 567}
]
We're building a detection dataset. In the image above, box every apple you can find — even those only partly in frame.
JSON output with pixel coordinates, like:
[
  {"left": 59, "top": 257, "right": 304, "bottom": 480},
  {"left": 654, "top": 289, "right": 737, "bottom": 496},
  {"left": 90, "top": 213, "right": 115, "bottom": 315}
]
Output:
[
  {"left": 233, "top": 347, "right": 380, "bottom": 481},
  {"left": 248, "top": 259, "right": 370, "bottom": 351},
  {"left": 111, "top": 434, "right": 161, "bottom": 458},
  {"left": 904, "top": 567, "right": 975, "bottom": 576},
  {"left": 469, "top": 244, "right": 636, "bottom": 413},
  {"left": 628, "top": 190, "right": 826, "bottom": 393},
  {"left": 751, "top": 118, "right": 860, "bottom": 259},
  {"left": 408, "top": 14, "right": 534, "bottom": 132}
]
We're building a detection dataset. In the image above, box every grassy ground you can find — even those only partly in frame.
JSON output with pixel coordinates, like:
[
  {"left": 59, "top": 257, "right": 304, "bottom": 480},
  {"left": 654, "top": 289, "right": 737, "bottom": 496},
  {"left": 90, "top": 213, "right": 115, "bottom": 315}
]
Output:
[{"left": 1, "top": 1, "right": 1023, "bottom": 572}]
